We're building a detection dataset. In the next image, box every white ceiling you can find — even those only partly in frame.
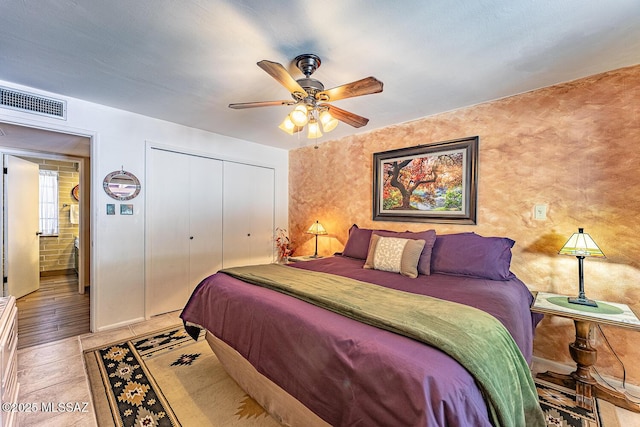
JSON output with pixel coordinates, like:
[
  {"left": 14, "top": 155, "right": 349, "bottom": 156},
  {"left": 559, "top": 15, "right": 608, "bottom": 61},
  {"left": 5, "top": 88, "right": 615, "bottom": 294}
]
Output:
[{"left": 0, "top": 0, "right": 638, "bottom": 151}]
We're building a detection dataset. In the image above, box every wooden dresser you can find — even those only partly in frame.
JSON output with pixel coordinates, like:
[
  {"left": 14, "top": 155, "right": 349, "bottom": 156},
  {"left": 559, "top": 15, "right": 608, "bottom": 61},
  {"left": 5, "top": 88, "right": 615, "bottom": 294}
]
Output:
[{"left": 0, "top": 297, "right": 18, "bottom": 427}]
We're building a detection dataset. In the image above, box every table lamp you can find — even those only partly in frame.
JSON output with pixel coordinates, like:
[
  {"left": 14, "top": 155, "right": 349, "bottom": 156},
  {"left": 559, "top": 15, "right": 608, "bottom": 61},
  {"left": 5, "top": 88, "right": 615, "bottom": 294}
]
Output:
[
  {"left": 558, "top": 228, "right": 605, "bottom": 307},
  {"left": 306, "top": 220, "right": 327, "bottom": 258}
]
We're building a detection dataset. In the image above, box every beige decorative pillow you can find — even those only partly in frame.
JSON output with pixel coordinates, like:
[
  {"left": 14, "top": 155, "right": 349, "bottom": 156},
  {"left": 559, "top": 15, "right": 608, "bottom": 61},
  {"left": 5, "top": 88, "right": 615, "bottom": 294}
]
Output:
[{"left": 364, "top": 235, "right": 426, "bottom": 278}]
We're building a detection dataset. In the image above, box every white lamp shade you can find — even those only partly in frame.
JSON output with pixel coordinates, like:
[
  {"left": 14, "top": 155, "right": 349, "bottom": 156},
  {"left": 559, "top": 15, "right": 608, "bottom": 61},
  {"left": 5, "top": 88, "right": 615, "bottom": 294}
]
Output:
[
  {"left": 319, "top": 110, "right": 339, "bottom": 132},
  {"left": 307, "top": 119, "right": 322, "bottom": 139},
  {"left": 559, "top": 228, "right": 605, "bottom": 258},
  {"left": 278, "top": 116, "right": 298, "bottom": 135},
  {"left": 306, "top": 221, "right": 327, "bottom": 235},
  {"left": 289, "top": 105, "right": 309, "bottom": 126}
]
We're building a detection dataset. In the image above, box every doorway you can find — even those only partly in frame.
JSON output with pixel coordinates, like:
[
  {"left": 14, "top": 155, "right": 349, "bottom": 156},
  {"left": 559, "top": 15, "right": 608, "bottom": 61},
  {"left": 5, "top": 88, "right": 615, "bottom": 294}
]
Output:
[
  {"left": 0, "top": 121, "right": 92, "bottom": 347},
  {"left": 15, "top": 157, "right": 81, "bottom": 281}
]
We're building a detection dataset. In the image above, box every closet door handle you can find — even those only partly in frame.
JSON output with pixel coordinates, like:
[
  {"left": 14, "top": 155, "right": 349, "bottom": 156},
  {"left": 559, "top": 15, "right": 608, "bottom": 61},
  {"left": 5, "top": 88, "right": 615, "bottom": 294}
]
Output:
[{"left": 190, "top": 236, "right": 194, "bottom": 240}]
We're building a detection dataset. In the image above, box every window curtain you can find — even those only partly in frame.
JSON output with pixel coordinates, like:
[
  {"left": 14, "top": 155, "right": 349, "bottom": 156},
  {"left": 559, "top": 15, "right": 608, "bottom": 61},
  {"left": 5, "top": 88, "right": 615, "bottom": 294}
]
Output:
[{"left": 39, "top": 170, "right": 59, "bottom": 235}]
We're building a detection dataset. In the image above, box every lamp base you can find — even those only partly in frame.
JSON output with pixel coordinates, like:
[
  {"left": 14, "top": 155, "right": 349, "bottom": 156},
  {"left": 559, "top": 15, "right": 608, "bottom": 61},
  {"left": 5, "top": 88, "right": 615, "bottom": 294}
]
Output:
[{"left": 567, "top": 296, "right": 598, "bottom": 307}]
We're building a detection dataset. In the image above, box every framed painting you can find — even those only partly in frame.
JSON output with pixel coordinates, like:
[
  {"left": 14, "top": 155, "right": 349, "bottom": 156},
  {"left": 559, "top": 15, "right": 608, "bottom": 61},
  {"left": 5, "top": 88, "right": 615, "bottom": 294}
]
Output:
[{"left": 373, "top": 136, "right": 478, "bottom": 224}]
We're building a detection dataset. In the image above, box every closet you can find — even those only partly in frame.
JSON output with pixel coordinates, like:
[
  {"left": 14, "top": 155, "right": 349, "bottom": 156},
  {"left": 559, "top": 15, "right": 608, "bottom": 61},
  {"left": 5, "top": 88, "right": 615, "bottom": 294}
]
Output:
[
  {"left": 146, "top": 148, "right": 274, "bottom": 316},
  {"left": 222, "top": 161, "right": 275, "bottom": 268}
]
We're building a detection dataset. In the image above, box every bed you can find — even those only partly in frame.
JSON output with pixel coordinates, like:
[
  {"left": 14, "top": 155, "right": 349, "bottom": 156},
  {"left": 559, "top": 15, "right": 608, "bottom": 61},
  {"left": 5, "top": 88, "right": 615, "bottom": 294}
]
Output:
[{"left": 180, "top": 228, "right": 545, "bottom": 426}]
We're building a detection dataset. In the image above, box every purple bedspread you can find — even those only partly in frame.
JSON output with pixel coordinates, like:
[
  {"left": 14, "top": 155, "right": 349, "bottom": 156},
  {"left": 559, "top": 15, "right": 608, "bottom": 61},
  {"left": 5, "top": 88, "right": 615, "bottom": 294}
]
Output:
[{"left": 181, "top": 256, "right": 540, "bottom": 427}]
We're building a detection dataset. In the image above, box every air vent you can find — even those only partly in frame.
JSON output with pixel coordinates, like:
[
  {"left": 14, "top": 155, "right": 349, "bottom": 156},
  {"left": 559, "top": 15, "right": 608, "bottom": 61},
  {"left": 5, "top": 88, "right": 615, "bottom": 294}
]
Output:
[{"left": 0, "top": 86, "right": 67, "bottom": 119}]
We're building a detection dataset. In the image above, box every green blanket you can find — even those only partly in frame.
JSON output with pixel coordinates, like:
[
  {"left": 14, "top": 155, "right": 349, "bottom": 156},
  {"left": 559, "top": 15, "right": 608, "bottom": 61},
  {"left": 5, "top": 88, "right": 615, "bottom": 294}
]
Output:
[{"left": 221, "top": 263, "right": 545, "bottom": 427}]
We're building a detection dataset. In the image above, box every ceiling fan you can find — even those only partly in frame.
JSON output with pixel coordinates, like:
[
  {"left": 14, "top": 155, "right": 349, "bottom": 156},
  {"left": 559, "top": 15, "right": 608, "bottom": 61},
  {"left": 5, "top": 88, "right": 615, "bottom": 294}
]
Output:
[{"left": 228, "top": 54, "right": 383, "bottom": 137}]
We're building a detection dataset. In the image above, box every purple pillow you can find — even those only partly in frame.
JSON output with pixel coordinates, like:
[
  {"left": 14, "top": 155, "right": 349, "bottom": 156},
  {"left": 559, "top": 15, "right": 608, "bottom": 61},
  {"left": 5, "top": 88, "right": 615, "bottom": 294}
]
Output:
[
  {"left": 342, "top": 225, "right": 374, "bottom": 260},
  {"left": 342, "top": 225, "right": 437, "bottom": 276},
  {"left": 373, "top": 229, "right": 436, "bottom": 276},
  {"left": 430, "top": 232, "right": 515, "bottom": 280}
]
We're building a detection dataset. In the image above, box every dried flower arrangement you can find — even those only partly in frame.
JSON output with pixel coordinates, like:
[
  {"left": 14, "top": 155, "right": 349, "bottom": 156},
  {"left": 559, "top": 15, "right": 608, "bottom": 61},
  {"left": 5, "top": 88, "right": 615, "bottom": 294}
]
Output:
[{"left": 275, "top": 227, "right": 293, "bottom": 262}]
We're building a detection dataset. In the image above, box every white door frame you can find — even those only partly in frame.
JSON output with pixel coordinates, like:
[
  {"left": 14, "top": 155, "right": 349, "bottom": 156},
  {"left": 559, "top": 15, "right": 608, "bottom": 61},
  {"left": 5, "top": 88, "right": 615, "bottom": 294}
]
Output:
[{"left": 0, "top": 116, "right": 96, "bottom": 332}]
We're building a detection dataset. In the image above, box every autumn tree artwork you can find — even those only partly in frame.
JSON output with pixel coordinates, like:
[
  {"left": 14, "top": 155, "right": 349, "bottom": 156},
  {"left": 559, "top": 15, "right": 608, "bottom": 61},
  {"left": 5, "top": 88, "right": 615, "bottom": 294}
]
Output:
[
  {"left": 373, "top": 137, "right": 478, "bottom": 224},
  {"left": 382, "top": 151, "right": 464, "bottom": 212}
]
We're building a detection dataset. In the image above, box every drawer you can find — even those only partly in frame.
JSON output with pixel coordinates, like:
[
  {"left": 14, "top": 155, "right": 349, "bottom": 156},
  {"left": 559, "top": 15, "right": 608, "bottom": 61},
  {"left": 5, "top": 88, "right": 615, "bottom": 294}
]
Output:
[
  {"left": 1, "top": 345, "right": 16, "bottom": 398},
  {"left": 0, "top": 306, "right": 17, "bottom": 389},
  {"left": 4, "top": 307, "right": 16, "bottom": 357},
  {"left": 2, "top": 363, "right": 20, "bottom": 427},
  {"left": 0, "top": 298, "right": 15, "bottom": 336},
  {"left": 2, "top": 358, "right": 18, "bottom": 427},
  {"left": 2, "top": 351, "right": 17, "bottom": 404}
]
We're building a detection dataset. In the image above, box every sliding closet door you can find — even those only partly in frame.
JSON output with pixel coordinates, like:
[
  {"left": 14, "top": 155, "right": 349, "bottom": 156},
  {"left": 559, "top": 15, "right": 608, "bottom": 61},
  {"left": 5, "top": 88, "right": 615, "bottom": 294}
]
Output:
[
  {"left": 188, "top": 155, "right": 223, "bottom": 288},
  {"left": 147, "top": 149, "right": 222, "bottom": 316},
  {"left": 148, "top": 149, "right": 189, "bottom": 316},
  {"left": 222, "top": 162, "right": 275, "bottom": 268}
]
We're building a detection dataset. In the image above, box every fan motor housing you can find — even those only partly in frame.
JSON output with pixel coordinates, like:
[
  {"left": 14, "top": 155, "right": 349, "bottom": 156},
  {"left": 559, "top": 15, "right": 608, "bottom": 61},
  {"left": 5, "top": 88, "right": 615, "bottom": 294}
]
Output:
[
  {"left": 295, "top": 54, "right": 321, "bottom": 77},
  {"left": 297, "top": 77, "right": 324, "bottom": 96}
]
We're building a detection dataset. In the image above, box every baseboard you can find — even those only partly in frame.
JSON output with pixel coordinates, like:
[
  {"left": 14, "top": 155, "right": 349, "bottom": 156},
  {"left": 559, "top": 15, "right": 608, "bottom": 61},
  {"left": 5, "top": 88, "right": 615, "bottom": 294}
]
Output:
[
  {"left": 94, "top": 316, "right": 146, "bottom": 332},
  {"left": 40, "top": 268, "right": 76, "bottom": 277},
  {"left": 532, "top": 356, "right": 640, "bottom": 396}
]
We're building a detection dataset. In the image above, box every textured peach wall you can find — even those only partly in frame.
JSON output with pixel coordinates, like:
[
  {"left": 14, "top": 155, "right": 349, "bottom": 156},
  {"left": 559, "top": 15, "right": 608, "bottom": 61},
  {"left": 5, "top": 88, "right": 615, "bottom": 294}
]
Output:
[{"left": 289, "top": 64, "right": 640, "bottom": 383}]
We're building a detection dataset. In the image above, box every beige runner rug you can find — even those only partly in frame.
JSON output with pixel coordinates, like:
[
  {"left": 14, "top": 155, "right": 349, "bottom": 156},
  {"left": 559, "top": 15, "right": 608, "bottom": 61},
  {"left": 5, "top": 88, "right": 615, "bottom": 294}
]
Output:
[{"left": 84, "top": 327, "right": 282, "bottom": 426}]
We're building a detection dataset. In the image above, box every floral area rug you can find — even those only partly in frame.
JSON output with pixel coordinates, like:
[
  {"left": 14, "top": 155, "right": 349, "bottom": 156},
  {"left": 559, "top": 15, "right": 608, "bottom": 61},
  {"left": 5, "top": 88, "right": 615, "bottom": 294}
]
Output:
[
  {"left": 536, "top": 378, "right": 620, "bottom": 427},
  {"left": 84, "top": 327, "right": 283, "bottom": 426}
]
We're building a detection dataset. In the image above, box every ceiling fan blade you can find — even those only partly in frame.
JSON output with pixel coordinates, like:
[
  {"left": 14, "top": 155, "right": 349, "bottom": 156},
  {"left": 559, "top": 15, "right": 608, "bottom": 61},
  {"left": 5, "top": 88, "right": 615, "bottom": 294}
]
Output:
[
  {"left": 316, "top": 76, "right": 383, "bottom": 102},
  {"left": 257, "top": 60, "right": 308, "bottom": 98},
  {"left": 229, "top": 100, "right": 295, "bottom": 109},
  {"left": 322, "top": 104, "right": 369, "bottom": 128}
]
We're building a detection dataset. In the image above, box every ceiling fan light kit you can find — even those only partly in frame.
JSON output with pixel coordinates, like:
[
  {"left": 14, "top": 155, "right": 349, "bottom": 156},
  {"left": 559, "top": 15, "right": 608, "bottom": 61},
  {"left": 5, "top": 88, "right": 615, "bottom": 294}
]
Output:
[
  {"left": 319, "top": 110, "right": 339, "bottom": 132},
  {"left": 307, "top": 118, "right": 322, "bottom": 139},
  {"left": 229, "top": 53, "right": 383, "bottom": 140},
  {"left": 289, "top": 105, "right": 309, "bottom": 126},
  {"left": 278, "top": 117, "right": 301, "bottom": 135}
]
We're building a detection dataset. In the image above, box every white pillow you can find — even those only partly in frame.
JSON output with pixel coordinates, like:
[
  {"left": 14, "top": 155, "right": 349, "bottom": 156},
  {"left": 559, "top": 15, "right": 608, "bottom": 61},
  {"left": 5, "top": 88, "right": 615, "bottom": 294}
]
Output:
[{"left": 363, "top": 235, "right": 426, "bottom": 278}]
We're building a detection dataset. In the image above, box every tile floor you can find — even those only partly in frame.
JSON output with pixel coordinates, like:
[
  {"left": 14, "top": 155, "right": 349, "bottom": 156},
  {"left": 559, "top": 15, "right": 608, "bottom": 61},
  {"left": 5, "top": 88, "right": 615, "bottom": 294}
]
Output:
[
  {"left": 14, "top": 312, "right": 640, "bottom": 426},
  {"left": 16, "top": 311, "right": 183, "bottom": 427}
]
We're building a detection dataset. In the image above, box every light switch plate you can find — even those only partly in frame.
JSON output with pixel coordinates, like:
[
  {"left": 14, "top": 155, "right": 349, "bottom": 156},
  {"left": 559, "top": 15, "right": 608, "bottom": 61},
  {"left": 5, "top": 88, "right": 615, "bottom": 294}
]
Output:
[{"left": 534, "top": 204, "right": 547, "bottom": 220}]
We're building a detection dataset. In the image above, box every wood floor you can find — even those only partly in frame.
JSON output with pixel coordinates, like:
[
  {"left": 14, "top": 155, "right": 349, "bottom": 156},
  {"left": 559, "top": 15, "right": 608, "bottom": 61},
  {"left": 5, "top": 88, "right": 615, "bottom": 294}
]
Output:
[{"left": 16, "top": 273, "right": 90, "bottom": 349}]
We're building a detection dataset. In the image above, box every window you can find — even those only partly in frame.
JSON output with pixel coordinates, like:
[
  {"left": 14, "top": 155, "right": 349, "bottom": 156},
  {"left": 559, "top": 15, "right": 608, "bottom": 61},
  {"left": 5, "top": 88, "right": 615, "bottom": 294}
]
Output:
[{"left": 39, "top": 170, "right": 59, "bottom": 236}]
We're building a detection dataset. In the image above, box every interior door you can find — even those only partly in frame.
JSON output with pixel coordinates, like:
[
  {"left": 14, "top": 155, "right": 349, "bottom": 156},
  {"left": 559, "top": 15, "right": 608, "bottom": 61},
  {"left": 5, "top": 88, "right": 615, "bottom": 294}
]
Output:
[
  {"left": 4, "top": 155, "right": 40, "bottom": 298},
  {"left": 147, "top": 149, "right": 223, "bottom": 316},
  {"left": 188, "top": 155, "right": 223, "bottom": 290},
  {"left": 223, "top": 162, "right": 275, "bottom": 268},
  {"left": 247, "top": 166, "right": 275, "bottom": 265},
  {"left": 147, "top": 149, "right": 190, "bottom": 316}
]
